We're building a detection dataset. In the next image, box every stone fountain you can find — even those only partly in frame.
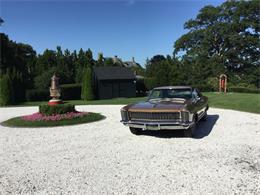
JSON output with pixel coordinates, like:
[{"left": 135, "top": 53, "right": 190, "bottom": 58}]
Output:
[{"left": 48, "top": 73, "right": 63, "bottom": 105}]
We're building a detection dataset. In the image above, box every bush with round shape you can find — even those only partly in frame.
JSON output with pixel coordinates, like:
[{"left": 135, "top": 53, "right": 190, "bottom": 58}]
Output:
[{"left": 39, "top": 104, "right": 75, "bottom": 116}]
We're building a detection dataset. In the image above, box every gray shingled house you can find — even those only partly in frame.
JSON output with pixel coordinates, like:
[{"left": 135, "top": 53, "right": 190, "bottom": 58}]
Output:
[{"left": 93, "top": 67, "right": 136, "bottom": 99}]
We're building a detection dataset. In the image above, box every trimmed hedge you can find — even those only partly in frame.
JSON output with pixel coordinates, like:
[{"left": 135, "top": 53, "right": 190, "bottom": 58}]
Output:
[
  {"left": 39, "top": 104, "right": 75, "bottom": 116},
  {"left": 60, "top": 83, "right": 81, "bottom": 100},
  {"left": 26, "top": 89, "right": 49, "bottom": 101},
  {"left": 228, "top": 87, "right": 260, "bottom": 94},
  {"left": 26, "top": 84, "right": 82, "bottom": 102}
]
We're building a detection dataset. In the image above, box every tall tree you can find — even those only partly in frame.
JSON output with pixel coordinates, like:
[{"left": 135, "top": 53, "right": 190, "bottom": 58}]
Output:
[
  {"left": 174, "top": 0, "right": 260, "bottom": 87},
  {"left": 81, "top": 67, "right": 94, "bottom": 100}
]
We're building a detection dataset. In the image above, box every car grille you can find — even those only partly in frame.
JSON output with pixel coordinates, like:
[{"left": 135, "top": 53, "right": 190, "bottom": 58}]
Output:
[{"left": 128, "top": 112, "right": 180, "bottom": 121}]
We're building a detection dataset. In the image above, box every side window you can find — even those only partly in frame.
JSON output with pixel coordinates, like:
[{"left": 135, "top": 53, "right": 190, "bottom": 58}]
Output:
[{"left": 192, "top": 89, "right": 200, "bottom": 101}]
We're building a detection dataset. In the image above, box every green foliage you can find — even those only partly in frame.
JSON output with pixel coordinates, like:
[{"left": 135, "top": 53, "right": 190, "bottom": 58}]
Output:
[
  {"left": 75, "top": 48, "right": 94, "bottom": 82},
  {"left": 228, "top": 87, "right": 260, "bottom": 94},
  {"left": 26, "top": 89, "right": 49, "bottom": 101},
  {"left": 39, "top": 104, "right": 75, "bottom": 116},
  {"left": 193, "top": 84, "right": 214, "bottom": 92},
  {"left": 1, "top": 112, "right": 105, "bottom": 127},
  {"left": 173, "top": 0, "right": 260, "bottom": 88},
  {"left": 60, "top": 83, "right": 81, "bottom": 100},
  {"left": 1, "top": 33, "right": 36, "bottom": 102},
  {"left": 81, "top": 67, "right": 94, "bottom": 100},
  {"left": 97, "top": 53, "right": 104, "bottom": 66},
  {"left": 104, "top": 58, "right": 114, "bottom": 66},
  {"left": 207, "top": 77, "right": 219, "bottom": 91},
  {"left": 145, "top": 55, "right": 173, "bottom": 88},
  {"left": 0, "top": 74, "right": 13, "bottom": 106},
  {"left": 144, "top": 77, "right": 157, "bottom": 90}
]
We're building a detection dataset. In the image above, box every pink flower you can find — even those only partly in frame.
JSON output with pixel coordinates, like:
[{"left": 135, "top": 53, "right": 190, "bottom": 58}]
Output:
[{"left": 21, "top": 112, "right": 89, "bottom": 122}]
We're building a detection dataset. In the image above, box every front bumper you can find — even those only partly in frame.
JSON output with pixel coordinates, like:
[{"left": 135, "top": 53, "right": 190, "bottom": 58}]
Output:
[{"left": 121, "top": 120, "right": 194, "bottom": 130}]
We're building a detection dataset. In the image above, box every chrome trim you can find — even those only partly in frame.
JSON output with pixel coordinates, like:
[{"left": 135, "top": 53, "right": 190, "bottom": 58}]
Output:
[
  {"left": 128, "top": 111, "right": 180, "bottom": 122},
  {"left": 121, "top": 120, "right": 194, "bottom": 131}
]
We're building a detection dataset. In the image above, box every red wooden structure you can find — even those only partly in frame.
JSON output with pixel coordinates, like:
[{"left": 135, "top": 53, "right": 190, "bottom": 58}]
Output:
[{"left": 219, "top": 74, "right": 227, "bottom": 93}]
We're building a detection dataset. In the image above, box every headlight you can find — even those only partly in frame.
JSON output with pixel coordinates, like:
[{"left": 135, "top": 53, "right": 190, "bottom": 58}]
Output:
[
  {"left": 121, "top": 109, "right": 128, "bottom": 121},
  {"left": 181, "top": 111, "right": 190, "bottom": 123}
]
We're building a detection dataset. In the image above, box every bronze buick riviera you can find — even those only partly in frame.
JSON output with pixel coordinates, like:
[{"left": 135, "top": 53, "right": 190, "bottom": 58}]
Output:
[{"left": 120, "top": 86, "right": 208, "bottom": 137}]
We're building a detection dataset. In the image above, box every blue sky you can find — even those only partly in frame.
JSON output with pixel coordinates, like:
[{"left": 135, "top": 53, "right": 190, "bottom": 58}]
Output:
[{"left": 1, "top": 0, "right": 225, "bottom": 65}]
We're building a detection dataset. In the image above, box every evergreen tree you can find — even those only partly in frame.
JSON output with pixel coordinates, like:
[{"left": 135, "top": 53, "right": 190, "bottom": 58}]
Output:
[
  {"left": 0, "top": 74, "right": 13, "bottom": 105},
  {"left": 81, "top": 67, "right": 94, "bottom": 100}
]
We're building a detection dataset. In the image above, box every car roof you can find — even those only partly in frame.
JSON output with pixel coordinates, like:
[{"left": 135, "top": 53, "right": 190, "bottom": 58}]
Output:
[{"left": 153, "top": 86, "right": 193, "bottom": 90}]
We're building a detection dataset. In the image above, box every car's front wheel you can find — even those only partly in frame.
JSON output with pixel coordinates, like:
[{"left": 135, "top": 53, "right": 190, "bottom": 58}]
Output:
[
  {"left": 130, "top": 127, "right": 142, "bottom": 135},
  {"left": 184, "top": 116, "right": 196, "bottom": 138},
  {"left": 184, "top": 126, "right": 195, "bottom": 137}
]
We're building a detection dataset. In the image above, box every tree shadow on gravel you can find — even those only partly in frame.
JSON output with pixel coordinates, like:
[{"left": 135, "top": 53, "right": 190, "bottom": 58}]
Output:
[{"left": 140, "top": 114, "right": 219, "bottom": 139}]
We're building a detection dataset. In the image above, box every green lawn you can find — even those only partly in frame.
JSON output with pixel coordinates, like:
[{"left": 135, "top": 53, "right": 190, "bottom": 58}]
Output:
[
  {"left": 203, "top": 92, "right": 260, "bottom": 114},
  {"left": 8, "top": 92, "right": 260, "bottom": 114}
]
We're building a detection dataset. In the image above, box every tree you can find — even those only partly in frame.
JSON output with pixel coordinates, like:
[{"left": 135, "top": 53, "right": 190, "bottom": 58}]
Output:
[
  {"left": 0, "top": 74, "right": 13, "bottom": 105},
  {"left": 81, "top": 67, "right": 94, "bottom": 100},
  {"left": 104, "top": 58, "right": 114, "bottom": 66},
  {"left": 97, "top": 53, "right": 104, "bottom": 66},
  {"left": 0, "top": 33, "right": 36, "bottom": 102},
  {"left": 174, "top": 0, "right": 260, "bottom": 87}
]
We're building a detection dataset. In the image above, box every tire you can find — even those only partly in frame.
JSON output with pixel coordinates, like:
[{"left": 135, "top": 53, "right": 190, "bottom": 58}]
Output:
[
  {"left": 184, "top": 116, "right": 196, "bottom": 138},
  {"left": 201, "top": 111, "right": 207, "bottom": 121},
  {"left": 130, "top": 127, "right": 142, "bottom": 135},
  {"left": 184, "top": 126, "right": 195, "bottom": 137}
]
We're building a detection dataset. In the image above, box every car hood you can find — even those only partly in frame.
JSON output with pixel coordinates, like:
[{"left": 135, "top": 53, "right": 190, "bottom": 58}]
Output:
[{"left": 127, "top": 99, "right": 192, "bottom": 112}]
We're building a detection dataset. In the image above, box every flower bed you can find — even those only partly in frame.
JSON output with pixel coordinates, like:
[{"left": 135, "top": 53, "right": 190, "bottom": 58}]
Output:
[
  {"left": 1, "top": 112, "right": 105, "bottom": 128},
  {"left": 21, "top": 111, "right": 88, "bottom": 122}
]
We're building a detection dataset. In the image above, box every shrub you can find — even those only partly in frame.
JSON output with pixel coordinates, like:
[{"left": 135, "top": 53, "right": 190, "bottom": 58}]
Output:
[
  {"left": 207, "top": 77, "right": 219, "bottom": 91},
  {"left": 26, "top": 89, "right": 49, "bottom": 101},
  {"left": 60, "top": 83, "right": 81, "bottom": 100},
  {"left": 228, "top": 87, "right": 260, "bottom": 94},
  {"left": 0, "top": 74, "right": 13, "bottom": 106},
  {"left": 193, "top": 84, "right": 214, "bottom": 92},
  {"left": 39, "top": 104, "right": 76, "bottom": 116},
  {"left": 81, "top": 67, "right": 94, "bottom": 100},
  {"left": 144, "top": 77, "right": 157, "bottom": 90}
]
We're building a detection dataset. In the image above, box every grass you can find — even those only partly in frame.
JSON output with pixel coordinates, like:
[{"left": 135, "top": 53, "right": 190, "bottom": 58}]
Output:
[
  {"left": 1, "top": 112, "right": 105, "bottom": 128},
  {"left": 3, "top": 92, "right": 260, "bottom": 114},
  {"left": 203, "top": 92, "right": 260, "bottom": 114}
]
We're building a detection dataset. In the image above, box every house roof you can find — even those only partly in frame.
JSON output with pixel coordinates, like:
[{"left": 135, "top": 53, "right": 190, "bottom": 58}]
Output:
[{"left": 93, "top": 67, "right": 136, "bottom": 80}]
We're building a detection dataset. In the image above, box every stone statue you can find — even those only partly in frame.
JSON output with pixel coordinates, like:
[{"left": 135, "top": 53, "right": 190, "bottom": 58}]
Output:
[{"left": 48, "top": 73, "right": 63, "bottom": 105}]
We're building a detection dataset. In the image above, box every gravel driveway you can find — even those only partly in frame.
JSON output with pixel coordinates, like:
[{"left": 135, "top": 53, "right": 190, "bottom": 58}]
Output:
[{"left": 0, "top": 105, "right": 260, "bottom": 194}]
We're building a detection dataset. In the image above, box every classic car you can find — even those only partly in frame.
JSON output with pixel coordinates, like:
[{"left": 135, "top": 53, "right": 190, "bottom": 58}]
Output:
[{"left": 120, "top": 86, "right": 208, "bottom": 137}]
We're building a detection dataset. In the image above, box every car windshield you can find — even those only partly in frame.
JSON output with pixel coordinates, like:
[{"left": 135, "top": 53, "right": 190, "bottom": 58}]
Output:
[{"left": 148, "top": 88, "right": 192, "bottom": 100}]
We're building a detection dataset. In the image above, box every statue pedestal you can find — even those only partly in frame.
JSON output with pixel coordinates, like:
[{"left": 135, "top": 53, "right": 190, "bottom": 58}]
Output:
[{"left": 48, "top": 99, "right": 63, "bottom": 106}]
